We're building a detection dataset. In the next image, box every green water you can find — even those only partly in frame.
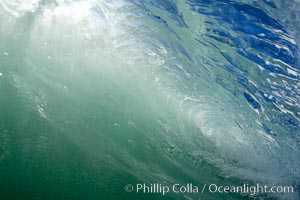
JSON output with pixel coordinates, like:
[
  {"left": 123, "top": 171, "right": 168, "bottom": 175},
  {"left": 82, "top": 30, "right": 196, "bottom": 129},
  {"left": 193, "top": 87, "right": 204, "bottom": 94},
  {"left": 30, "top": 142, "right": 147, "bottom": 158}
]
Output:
[
  {"left": 0, "top": 0, "right": 299, "bottom": 200},
  {"left": 0, "top": 11, "right": 249, "bottom": 200}
]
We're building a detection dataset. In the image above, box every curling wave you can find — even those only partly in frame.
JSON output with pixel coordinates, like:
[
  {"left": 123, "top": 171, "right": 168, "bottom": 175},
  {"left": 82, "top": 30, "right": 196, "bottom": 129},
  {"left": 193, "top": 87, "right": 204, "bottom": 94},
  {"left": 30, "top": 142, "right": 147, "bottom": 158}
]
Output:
[{"left": 0, "top": 0, "right": 299, "bottom": 199}]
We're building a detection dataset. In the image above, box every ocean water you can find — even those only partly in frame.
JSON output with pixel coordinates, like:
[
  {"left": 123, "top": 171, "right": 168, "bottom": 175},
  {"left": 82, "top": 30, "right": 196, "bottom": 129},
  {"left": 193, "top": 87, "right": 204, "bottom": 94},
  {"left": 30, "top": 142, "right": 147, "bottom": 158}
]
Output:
[{"left": 0, "top": 0, "right": 299, "bottom": 199}]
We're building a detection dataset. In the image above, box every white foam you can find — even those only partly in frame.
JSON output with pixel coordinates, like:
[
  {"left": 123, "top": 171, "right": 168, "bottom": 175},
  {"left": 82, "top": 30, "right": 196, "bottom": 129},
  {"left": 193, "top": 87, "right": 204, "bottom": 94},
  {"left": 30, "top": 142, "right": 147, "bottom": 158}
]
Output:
[{"left": 53, "top": 1, "right": 92, "bottom": 23}]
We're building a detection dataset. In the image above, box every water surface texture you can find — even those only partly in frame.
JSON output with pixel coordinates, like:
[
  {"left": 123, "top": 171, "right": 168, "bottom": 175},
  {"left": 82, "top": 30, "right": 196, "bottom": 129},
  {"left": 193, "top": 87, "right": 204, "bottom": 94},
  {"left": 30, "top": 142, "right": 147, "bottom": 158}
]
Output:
[{"left": 0, "top": 0, "right": 299, "bottom": 199}]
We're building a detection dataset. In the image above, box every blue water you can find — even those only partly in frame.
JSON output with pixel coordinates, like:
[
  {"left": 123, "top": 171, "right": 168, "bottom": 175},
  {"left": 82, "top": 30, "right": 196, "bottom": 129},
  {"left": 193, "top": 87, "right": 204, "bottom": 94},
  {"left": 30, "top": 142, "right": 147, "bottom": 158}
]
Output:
[{"left": 0, "top": 0, "right": 299, "bottom": 199}]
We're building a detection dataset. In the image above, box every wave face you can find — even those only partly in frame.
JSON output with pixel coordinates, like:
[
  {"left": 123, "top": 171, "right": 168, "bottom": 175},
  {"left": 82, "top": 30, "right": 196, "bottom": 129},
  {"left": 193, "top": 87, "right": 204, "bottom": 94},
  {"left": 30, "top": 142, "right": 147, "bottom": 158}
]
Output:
[{"left": 0, "top": 0, "right": 299, "bottom": 199}]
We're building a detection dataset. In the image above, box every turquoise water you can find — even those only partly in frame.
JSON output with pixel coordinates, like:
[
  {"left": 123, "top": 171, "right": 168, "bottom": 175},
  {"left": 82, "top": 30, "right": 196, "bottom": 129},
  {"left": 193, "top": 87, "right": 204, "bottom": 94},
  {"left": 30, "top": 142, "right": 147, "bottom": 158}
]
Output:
[{"left": 0, "top": 0, "right": 299, "bottom": 199}]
